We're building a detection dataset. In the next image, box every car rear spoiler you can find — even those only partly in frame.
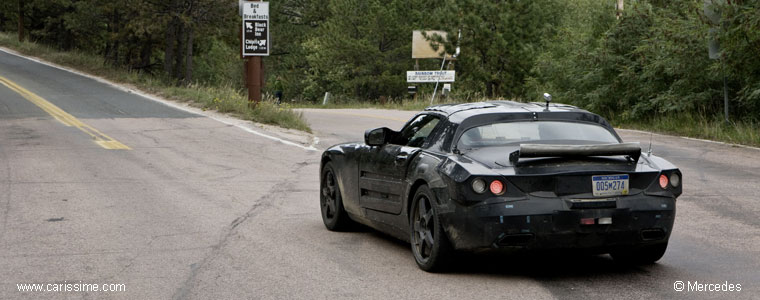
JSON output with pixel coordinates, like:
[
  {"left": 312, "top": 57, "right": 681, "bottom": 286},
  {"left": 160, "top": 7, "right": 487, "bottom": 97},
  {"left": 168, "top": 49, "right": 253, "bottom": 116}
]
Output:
[{"left": 509, "top": 143, "right": 642, "bottom": 164}]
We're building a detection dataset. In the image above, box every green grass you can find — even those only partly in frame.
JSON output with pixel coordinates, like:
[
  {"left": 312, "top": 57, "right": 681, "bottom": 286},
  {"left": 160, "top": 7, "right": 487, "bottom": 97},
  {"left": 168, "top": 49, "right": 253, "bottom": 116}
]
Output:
[
  {"left": 0, "top": 32, "right": 310, "bottom": 133},
  {"left": 291, "top": 91, "right": 487, "bottom": 111},
  {"left": 292, "top": 98, "right": 431, "bottom": 111},
  {"left": 614, "top": 114, "right": 760, "bottom": 148}
]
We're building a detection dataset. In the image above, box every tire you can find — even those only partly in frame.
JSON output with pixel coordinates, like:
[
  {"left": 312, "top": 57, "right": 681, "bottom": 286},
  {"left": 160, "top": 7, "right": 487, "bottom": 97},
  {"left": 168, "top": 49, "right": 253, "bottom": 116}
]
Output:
[
  {"left": 410, "top": 185, "right": 454, "bottom": 272},
  {"left": 610, "top": 242, "right": 668, "bottom": 265},
  {"left": 320, "top": 162, "right": 352, "bottom": 231}
]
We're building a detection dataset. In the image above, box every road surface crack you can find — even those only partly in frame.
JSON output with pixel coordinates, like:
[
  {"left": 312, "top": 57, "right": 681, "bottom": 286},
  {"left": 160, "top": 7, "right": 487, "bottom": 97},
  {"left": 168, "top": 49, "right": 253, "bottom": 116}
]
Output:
[{"left": 171, "top": 159, "right": 313, "bottom": 300}]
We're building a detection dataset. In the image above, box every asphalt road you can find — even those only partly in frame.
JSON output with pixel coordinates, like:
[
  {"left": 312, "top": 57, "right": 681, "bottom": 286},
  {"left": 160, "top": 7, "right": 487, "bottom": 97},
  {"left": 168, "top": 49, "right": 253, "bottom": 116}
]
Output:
[{"left": 1, "top": 49, "right": 758, "bottom": 299}]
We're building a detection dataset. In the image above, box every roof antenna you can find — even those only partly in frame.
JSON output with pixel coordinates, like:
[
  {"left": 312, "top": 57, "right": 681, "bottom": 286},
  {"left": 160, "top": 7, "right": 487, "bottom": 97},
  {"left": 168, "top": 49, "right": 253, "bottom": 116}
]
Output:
[
  {"left": 543, "top": 93, "right": 552, "bottom": 110},
  {"left": 647, "top": 132, "right": 653, "bottom": 157}
]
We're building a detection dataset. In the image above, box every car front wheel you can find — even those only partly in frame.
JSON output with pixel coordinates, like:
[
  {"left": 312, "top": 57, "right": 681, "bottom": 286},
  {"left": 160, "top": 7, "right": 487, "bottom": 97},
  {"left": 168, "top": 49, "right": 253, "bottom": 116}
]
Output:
[{"left": 410, "top": 185, "right": 453, "bottom": 272}]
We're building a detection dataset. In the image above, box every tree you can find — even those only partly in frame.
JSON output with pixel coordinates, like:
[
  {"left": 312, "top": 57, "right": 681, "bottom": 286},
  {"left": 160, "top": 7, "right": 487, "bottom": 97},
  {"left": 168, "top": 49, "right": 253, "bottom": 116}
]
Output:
[
  {"left": 263, "top": 0, "right": 328, "bottom": 100},
  {"left": 720, "top": 1, "right": 760, "bottom": 120},
  {"left": 302, "top": 0, "right": 443, "bottom": 101},
  {"left": 154, "top": 0, "right": 236, "bottom": 82},
  {"left": 529, "top": 0, "right": 733, "bottom": 121},
  {"left": 433, "top": 0, "right": 560, "bottom": 99}
]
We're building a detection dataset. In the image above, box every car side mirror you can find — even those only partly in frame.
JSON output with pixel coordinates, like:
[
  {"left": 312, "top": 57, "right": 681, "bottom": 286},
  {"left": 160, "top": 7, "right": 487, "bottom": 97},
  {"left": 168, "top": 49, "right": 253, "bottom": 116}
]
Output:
[{"left": 365, "top": 127, "right": 391, "bottom": 146}]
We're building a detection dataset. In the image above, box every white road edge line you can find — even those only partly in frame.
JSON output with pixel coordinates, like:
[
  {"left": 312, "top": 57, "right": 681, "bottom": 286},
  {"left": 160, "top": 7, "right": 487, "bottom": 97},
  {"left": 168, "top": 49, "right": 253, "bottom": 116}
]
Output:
[{"left": 0, "top": 47, "right": 319, "bottom": 152}]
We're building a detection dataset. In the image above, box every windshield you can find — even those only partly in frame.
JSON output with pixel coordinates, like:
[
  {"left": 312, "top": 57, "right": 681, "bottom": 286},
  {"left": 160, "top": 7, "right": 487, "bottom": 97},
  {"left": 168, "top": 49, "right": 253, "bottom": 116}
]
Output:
[{"left": 457, "top": 121, "right": 619, "bottom": 150}]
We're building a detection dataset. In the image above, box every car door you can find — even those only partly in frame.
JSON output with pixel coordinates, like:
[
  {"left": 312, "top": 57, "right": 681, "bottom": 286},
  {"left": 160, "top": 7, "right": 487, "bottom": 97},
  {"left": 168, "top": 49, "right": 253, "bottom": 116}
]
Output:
[{"left": 359, "top": 114, "right": 441, "bottom": 214}]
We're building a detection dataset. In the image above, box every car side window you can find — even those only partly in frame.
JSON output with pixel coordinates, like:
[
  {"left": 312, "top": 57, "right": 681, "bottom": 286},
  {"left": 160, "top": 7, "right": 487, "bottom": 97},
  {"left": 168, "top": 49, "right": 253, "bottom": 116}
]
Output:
[{"left": 394, "top": 115, "right": 440, "bottom": 147}]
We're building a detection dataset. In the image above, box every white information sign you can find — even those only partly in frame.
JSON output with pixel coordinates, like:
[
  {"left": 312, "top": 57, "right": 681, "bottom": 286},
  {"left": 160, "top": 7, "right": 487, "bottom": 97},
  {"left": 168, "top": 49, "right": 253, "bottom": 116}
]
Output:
[
  {"left": 406, "top": 71, "right": 456, "bottom": 83},
  {"left": 242, "top": 1, "right": 269, "bottom": 56}
]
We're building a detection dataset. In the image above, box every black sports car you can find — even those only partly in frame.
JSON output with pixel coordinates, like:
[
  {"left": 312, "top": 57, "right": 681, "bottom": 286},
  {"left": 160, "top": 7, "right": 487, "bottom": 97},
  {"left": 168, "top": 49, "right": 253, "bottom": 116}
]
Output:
[{"left": 319, "top": 100, "right": 682, "bottom": 272}]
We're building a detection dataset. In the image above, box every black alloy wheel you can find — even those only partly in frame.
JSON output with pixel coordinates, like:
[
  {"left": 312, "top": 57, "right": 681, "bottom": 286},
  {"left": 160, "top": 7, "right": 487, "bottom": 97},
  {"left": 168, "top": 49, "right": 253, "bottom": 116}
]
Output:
[
  {"left": 410, "top": 185, "right": 453, "bottom": 272},
  {"left": 320, "top": 162, "right": 351, "bottom": 231}
]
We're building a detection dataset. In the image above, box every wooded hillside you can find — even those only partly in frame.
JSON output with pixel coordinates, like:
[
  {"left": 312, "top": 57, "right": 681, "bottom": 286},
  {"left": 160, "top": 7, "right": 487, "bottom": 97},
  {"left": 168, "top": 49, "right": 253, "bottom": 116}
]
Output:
[{"left": 2, "top": 0, "right": 758, "bottom": 122}]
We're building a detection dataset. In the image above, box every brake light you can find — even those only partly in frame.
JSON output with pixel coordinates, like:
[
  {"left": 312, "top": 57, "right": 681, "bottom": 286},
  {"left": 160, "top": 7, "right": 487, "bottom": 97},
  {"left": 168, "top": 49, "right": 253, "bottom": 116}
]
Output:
[
  {"left": 490, "top": 180, "right": 505, "bottom": 195},
  {"left": 659, "top": 174, "right": 669, "bottom": 189}
]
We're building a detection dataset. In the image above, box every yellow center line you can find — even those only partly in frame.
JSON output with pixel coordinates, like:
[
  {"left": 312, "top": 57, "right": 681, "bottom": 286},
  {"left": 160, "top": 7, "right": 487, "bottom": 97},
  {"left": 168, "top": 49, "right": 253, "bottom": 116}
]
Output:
[
  {"left": 307, "top": 110, "right": 409, "bottom": 122},
  {"left": 0, "top": 76, "right": 130, "bottom": 150}
]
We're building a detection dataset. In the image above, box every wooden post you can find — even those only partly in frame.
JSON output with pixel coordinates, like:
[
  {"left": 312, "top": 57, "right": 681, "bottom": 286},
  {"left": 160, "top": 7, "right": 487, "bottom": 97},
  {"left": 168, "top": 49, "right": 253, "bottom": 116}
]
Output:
[
  {"left": 243, "top": 0, "right": 263, "bottom": 109},
  {"left": 247, "top": 56, "right": 262, "bottom": 108}
]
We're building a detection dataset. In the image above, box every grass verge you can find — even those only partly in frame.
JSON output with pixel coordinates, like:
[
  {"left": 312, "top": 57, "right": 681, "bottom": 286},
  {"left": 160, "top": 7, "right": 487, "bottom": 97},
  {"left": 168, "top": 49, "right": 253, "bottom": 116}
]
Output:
[
  {"left": 0, "top": 32, "right": 310, "bottom": 133},
  {"left": 614, "top": 114, "right": 759, "bottom": 148},
  {"left": 291, "top": 92, "right": 479, "bottom": 111}
]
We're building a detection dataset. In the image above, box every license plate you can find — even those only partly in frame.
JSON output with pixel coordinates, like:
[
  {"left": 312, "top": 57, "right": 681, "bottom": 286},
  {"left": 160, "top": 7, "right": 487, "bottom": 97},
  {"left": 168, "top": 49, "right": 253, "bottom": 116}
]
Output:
[{"left": 592, "top": 174, "right": 629, "bottom": 197}]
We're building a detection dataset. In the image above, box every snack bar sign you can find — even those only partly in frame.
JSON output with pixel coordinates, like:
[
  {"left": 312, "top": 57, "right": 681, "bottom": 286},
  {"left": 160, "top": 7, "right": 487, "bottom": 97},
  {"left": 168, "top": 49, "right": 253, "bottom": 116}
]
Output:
[{"left": 242, "top": 1, "right": 269, "bottom": 56}]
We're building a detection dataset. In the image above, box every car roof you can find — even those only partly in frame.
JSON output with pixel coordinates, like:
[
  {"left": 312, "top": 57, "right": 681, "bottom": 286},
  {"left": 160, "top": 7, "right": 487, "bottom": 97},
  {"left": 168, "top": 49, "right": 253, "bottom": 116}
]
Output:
[
  {"left": 421, "top": 101, "right": 619, "bottom": 152},
  {"left": 424, "top": 100, "right": 586, "bottom": 117}
]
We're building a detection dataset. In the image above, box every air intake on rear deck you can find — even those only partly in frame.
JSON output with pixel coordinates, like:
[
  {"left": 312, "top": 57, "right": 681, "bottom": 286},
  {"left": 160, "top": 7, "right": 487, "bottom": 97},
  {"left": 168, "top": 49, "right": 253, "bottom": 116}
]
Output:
[{"left": 509, "top": 143, "right": 642, "bottom": 164}]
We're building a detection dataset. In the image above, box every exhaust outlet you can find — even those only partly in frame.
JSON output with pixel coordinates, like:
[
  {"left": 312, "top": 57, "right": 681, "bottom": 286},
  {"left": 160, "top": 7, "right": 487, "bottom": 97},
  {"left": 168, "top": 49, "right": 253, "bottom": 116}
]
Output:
[{"left": 497, "top": 233, "right": 535, "bottom": 246}]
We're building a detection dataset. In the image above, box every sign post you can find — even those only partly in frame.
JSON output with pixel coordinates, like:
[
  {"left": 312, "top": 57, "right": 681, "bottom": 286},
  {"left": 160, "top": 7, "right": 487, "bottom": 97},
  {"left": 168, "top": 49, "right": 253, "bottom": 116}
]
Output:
[{"left": 241, "top": 1, "right": 269, "bottom": 108}]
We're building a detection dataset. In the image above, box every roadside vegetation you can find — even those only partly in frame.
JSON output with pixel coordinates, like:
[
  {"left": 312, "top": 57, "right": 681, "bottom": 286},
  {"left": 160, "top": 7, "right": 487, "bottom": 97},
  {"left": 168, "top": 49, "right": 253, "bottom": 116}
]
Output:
[
  {"left": 1, "top": 0, "right": 758, "bottom": 145},
  {"left": 292, "top": 0, "right": 760, "bottom": 147},
  {"left": 528, "top": 0, "right": 760, "bottom": 147}
]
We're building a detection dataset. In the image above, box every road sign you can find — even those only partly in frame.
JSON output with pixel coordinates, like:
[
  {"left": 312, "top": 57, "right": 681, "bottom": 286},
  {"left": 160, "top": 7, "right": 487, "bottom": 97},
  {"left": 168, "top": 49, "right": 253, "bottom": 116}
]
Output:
[
  {"left": 406, "top": 71, "right": 455, "bottom": 83},
  {"left": 412, "top": 31, "right": 454, "bottom": 59},
  {"left": 242, "top": 1, "right": 269, "bottom": 56}
]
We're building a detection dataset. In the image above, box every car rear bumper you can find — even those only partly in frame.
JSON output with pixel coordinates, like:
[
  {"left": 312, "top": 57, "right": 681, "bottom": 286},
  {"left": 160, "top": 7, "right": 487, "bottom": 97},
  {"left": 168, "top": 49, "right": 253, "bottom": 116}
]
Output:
[{"left": 438, "top": 194, "right": 676, "bottom": 251}]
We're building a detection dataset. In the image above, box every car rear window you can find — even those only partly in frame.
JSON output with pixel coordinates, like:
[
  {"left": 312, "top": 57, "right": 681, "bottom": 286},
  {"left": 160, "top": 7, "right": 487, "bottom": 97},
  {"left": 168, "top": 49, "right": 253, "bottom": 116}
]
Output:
[{"left": 457, "top": 121, "right": 619, "bottom": 149}]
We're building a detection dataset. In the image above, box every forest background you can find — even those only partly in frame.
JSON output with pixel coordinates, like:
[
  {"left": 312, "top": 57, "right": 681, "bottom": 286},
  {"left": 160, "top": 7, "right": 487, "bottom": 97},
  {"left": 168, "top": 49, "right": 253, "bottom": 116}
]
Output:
[{"left": 0, "top": 0, "right": 758, "bottom": 144}]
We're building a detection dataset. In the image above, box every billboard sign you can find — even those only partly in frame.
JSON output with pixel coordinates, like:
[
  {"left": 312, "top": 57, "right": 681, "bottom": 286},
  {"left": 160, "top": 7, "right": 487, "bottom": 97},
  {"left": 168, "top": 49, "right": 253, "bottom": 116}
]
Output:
[{"left": 412, "top": 30, "right": 454, "bottom": 59}]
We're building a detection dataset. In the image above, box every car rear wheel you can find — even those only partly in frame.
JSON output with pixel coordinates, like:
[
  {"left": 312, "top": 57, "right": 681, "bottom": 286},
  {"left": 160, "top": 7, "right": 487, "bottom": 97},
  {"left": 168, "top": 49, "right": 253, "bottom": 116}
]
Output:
[
  {"left": 610, "top": 242, "right": 668, "bottom": 265},
  {"left": 410, "top": 185, "right": 453, "bottom": 272},
  {"left": 320, "top": 162, "right": 352, "bottom": 231}
]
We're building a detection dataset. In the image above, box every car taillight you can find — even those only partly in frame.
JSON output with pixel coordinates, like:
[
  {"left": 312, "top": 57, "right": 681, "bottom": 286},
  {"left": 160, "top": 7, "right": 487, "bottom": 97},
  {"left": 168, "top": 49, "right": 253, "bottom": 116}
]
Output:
[
  {"left": 659, "top": 174, "right": 669, "bottom": 189},
  {"left": 472, "top": 178, "right": 486, "bottom": 194},
  {"left": 490, "top": 180, "right": 505, "bottom": 195},
  {"left": 670, "top": 173, "right": 680, "bottom": 187}
]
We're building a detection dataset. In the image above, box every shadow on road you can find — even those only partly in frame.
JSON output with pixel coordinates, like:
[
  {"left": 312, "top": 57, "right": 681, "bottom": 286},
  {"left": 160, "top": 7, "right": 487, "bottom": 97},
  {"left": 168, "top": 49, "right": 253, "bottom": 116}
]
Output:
[
  {"left": 345, "top": 224, "right": 661, "bottom": 279},
  {"left": 448, "top": 251, "right": 653, "bottom": 278}
]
